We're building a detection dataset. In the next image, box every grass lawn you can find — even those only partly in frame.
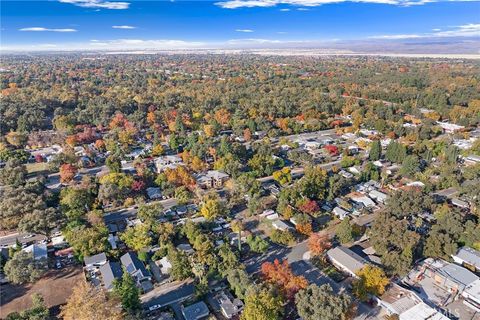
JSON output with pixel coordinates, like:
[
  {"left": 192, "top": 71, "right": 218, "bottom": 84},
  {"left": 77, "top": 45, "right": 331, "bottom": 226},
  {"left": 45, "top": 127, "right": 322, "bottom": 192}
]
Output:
[{"left": 25, "top": 162, "right": 49, "bottom": 174}]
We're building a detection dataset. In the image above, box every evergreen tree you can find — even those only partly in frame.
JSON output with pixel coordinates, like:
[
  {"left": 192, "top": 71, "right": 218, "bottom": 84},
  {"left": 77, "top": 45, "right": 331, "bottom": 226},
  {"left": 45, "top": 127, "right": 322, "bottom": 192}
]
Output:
[
  {"left": 369, "top": 140, "right": 381, "bottom": 161},
  {"left": 114, "top": 272, "right": 141, "bottom": 313},
  {"left": 336, "top": 218, "right": 353, "bottom": 244}
]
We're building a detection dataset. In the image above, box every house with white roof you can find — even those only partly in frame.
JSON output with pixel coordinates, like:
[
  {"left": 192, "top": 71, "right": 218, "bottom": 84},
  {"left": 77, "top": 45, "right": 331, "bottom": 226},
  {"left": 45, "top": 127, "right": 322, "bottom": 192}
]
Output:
[
  {"left": 348, "top": 192, "right": 375, "bottom": 208},
  {"left": 154, "top": 155, "right": 184, "bottom": 173},
  {"left": 332, "top": 207, "right": 349, "bottom": 220},
  {"left": 376, "top": 283, "right": 450, "bottom": 320},
  {"left": 436, "top": 121, "right": 465, "bottom": 133}
]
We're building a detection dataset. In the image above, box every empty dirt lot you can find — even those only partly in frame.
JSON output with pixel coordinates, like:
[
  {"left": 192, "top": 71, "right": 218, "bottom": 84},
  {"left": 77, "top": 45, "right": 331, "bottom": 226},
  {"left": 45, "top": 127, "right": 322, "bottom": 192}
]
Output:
[{"left": 0, "top": 266, "right": 84, "bottom": 318}]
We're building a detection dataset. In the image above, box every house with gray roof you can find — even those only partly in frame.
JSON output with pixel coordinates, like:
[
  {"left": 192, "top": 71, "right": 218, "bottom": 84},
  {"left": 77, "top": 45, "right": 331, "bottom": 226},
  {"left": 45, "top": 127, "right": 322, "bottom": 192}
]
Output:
[
  {"left": 212, "top": 291, "right": 244, "bottom": 319},
  {"left": 326, "top": 246, "right": 367, "bottom": 277},
  {"left": 452, "top": 247, "right": 480, "bottom": 272},
  {"left": 181, "top": 301, "right": 210, "bottom": 320},
  {"left": 84, "top": 252, "right": 107, "bottom": 270},
  {"left": 271, "top": 219, "right": 294, "bottom": 232},
  {"left": 121, "top": 252, "right": 152, "bottom": 292},
  {"left": 99, "top": 261, "right": 123, "bottom": 290}
]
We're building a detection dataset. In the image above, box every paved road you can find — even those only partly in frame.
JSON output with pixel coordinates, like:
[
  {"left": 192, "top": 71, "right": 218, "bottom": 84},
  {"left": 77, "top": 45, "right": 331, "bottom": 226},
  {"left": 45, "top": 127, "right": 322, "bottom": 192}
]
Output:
[
  {"left": 141, "top": 280, "right": 195, "bottom": 310},
  {"left": 281, "top": 128, "right": 338, "bottom": 141},
  {"left": 243, "top": 212, "right": 376, "bottom": 277},
  {"left": 103, "top": 198, "right": 178, "bottom": 223},
  {"left": 0, "top": 233, "right": 46, "bottom": 247},
  {"left": 257, "top": 159, "right": 342, "bottom": 183}
]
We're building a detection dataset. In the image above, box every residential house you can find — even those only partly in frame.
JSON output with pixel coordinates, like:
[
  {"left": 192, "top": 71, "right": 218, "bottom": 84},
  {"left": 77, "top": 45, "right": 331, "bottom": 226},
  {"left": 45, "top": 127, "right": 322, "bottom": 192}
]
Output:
[
  {"left": 181, "top": 301, "right": 210, "bottom": 320},
  {"left": 451, "top": 198, "right": 469, "bottom": 209},
  {"left": 436, "top": 121, "right": 465, "bottom": 133},
  {"left": 332, "top": 207, "right": 349, "bottom": 220},
  {"left": 158, "top": 256, "right": 172, "bottom": 276},
  {"left": 339, "top": 170, "right": 354, "bottom": 179},
  {"left": 368, "top": 190, "right": 388, "bottom": 204},
  {"left": 146, "top": 187, "right": 162, "bottom": 200},
  {"left": 213, "top": 291, "right": 244, "bottom": 319},
  {"left": 84, "top": 252, "right": 107, "bottom": 271},
  {"left": 348, "top": 192, "right": 375, "bottom": 208},
  {"left": 271, "top": 219, "right": 294, "bottom": 232},
  {"left": 120, "top": 252, "right": 153, "bottom": 292},
  {"left": 452, "top": 247, "right": 480, "bottom": 272},
  {"left": 376, "top": 283, "right": 450, "bottom": 320},
  {"left": 177, "top": 243, "right": 195, "bottom": 255},
  {"left": 23, "top": 244, "right": 47, "bottom": 261},
  {"left": 196, "top": 170, "right": 229, "bottom": 189},
  {"left": 154, "top": 155, "right": 184, "bottom": 173},
  {"left": 403, "top": 258, "right": 479, "bottom": 310},
  {"left": 465, "top": 155, "right": 480, "bottom": 165},
  {"left": 326, "top": 246, "right": 367, "bottom": 277},
  {"left": 108, "top": 233, "right": 118, "bottom": 249},
  {"left": 462, "top": 279, "right": 480, "bottom": 312},
  {"left": 99, "top": 261, "right": 123, "bottom": 290}
]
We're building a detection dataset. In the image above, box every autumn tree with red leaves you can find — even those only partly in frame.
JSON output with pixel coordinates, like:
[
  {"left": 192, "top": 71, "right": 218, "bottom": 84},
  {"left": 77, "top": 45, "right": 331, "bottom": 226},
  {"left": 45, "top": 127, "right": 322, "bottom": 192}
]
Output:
[
  {"left": 324, "top": 144, "right": 339, "bottom": 156},
  {"left": 60, "top": 164, "right": 77, "bottom": 183},
  {"left": 131, "top": 180, "right": 146, "bottom": 192},
  {"left": 261, "top": 259, "right": 308, "bottom": 300},
  {"left": 298, "top": 199, "right": 320, "bottom": 215},
  {"left": 308, "top": 233, "right": 332, "bottom": 257}
]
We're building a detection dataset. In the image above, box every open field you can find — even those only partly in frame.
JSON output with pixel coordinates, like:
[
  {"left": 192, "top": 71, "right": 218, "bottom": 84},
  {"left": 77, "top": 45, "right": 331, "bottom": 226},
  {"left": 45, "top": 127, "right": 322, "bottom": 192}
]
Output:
[{"left": 0, "top": 266, "right": 84, "bottom": 318}]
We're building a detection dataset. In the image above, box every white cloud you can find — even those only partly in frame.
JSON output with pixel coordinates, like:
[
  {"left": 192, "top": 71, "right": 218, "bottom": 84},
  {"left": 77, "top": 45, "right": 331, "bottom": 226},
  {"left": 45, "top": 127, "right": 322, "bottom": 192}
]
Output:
[
  {"left": 87, "top": 38, "right": 206, "bottom": 49},
  {"left": 215, "top": 0, "right": 477, "bottom": 8},
  {"left": 433, "top": 23, "right": 480, "bottom": 37},
  {"left": 236, "top": 29, "right": 254, "bottom": 32},
  {"left": 59, "top": 0, "right": 130, "bottom": 10},
  {"left": 280, "top": 7, "right": 291, "bottom": 10},
  {"left": 112, "top": 25, "right": 136, "bottom": 29},
  {"left": 227, "top": 38, "right": 283, "bottom": 44},
  {"left": 19, "top": 27, "right": 77, "bottom": 32},
  {"left": 369, "top": 23, "right": 480, "bottom": 39},
  {"left": 277, "top": 31, "right": 288, "bottom": 34},
  {"left": 369, "top": 34, "right": 422, "bottom": 39}
]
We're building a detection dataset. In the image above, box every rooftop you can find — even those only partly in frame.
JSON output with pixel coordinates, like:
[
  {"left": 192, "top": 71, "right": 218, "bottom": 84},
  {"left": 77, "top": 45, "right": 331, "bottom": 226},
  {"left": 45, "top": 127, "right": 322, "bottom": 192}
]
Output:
[
  {"left": 327, "top": 246, "right": 367, "bottom": 275},
  {"left": 453, "top": 247, "right": 480, "bottom": 269},
  {"left": 182, "top": 301, "right": 210, "bottom": 320},
  {"left": 84, "top": 252, "right": 107, "bottom": 266},
  {"left": 99, "top": 261, "right": 123, "bottom": 290}
]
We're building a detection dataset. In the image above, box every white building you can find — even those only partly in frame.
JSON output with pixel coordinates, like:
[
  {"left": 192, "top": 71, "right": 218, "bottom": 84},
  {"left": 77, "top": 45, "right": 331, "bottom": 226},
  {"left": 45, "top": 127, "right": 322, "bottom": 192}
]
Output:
[
  {"left": 154, "top": 155, "right": 184, "bottom": 173},
  {"left": 437, "top": 121, "right": 465, "bottom": 133},
  {"left": 332, "top": 207, "right": 349, "bottom": 220}
]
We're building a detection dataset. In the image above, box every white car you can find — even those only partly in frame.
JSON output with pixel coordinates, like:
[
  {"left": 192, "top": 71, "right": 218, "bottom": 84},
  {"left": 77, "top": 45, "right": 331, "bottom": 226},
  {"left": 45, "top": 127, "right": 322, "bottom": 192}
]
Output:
[{"left": 148, "top": 304, "right": 161, "bottom": 311}]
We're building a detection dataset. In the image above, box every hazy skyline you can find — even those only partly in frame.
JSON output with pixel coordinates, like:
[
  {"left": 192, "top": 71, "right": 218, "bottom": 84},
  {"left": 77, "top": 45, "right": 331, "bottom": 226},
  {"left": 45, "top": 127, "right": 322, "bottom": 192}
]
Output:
[{"left": 1, "top": 0, "right": 479, "bottom": 52}]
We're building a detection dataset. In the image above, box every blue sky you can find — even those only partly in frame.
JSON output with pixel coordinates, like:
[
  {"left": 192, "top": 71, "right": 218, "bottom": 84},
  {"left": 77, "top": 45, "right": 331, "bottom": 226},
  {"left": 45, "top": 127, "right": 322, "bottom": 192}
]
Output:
[{"left": 1, "top": 0, "right": 479, "bottom": 50}]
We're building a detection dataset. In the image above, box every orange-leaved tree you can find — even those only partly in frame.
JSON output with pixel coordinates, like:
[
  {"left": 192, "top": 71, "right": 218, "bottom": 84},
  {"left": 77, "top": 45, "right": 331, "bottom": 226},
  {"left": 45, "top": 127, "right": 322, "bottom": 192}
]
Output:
[
  {"left": 261, "top": 259, "right": 307, "bottom": 300},
  {"left": 308, "top": 233, "right": 332, "bottom": 257}
]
